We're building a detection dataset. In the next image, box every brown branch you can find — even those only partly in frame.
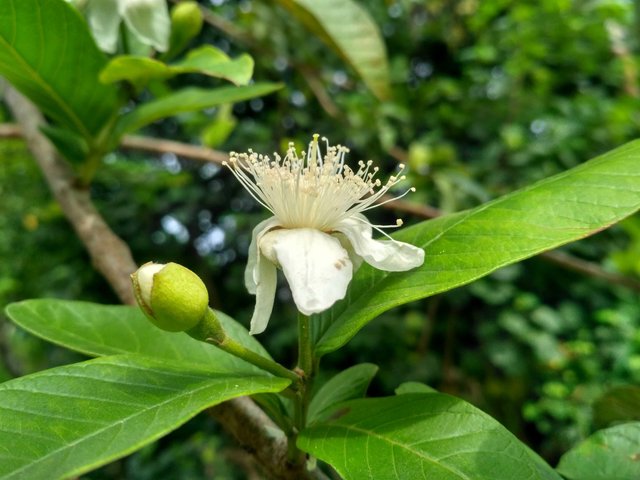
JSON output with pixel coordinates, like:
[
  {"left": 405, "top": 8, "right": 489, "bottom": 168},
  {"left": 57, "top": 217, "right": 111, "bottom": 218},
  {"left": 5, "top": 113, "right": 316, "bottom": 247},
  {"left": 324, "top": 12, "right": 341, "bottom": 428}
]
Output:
[
  {"left": 2, "top": 92, "right": 137, "bottom": 305},
  {"left": 122, "top": 135, "right": 228, "bottom": 164},
  {"left": 1, "top": 91, "right": 324, "bottom": 480},
  {"left": 542, "top": 250, "right": 640, "bottom": 293}
]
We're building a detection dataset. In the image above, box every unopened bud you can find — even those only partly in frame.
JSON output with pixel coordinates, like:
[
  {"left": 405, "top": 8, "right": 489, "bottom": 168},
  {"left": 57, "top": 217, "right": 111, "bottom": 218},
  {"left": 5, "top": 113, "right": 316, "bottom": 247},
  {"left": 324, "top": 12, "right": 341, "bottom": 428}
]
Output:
[
  {"left": 165, "top": 1, "right": 203, "bottom": 59},
  {"left": 131, "top": 262, "right": 208, "bottom": 332}
]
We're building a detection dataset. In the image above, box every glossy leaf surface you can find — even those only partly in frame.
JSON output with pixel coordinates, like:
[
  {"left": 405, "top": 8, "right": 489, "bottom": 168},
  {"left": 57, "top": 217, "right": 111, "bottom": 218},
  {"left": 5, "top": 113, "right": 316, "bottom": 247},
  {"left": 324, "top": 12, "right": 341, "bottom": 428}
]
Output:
[
  {"left": 278, "top": 0, "right": 390, "bottom": 100},
  {"left": 100, "top": 46, "right": 254, "bottom": 88},
  {"left": 115, "top": 83, "right": 281, "bottom": 135},
  {"left": 307, "top": 363, "right": 378, "bottom": 424},
  {"left": 5, "top": 300, "right": 270, "bottom": 371},
  {"left": 556, "top": 422, "right": 640, "bottom": 480},
  {"left": 298, "top": 393, "right": 561, "bottom": 480},
  {"left": 315, "top": 140, "right": 640, "bottom": 355},
  {"left": 0, "top": 0, "right": 118, "bottom": 137},
  {"left": 0, "top": 355, "right": 289, "bottom": 480}
]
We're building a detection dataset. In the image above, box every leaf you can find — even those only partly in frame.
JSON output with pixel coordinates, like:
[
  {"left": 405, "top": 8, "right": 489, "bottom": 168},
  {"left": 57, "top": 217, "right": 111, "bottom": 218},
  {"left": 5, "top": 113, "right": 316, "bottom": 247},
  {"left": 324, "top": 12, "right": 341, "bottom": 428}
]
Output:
[
  {"left": 114, "top": 82, "right": 282, "bottom": 135},
  {"left": 556, "top": 422, "right": 640, "bottom": 480},
  {"left": 278, "top": 0, "right": 390, "bottom": 100},
  {"left": 315, "top": 140, "right": 640, "bottom": 355},
  {"left": 5, "top": 299, "right": 271, "bottom": 373},
  {"left": 394, "top": 381, "right": 437, "bottom": 395},
  {"left": 0, "top": 0, "right": 119, "bottom": 138},
  {"left": 100, "top": 46, "right": 254, "bottom": 88},
  {"left": 307, "top": 363, "right": 378, "bottom": 424},
  {"left": 0, "top": 354, "right": 289, "bottom": 480},
  {"left": 298, "top": 393, "right": 561, "bottom": 480},
  {"left": 593, "top": 385, "right": 640, "bottom": 428},
  {"left": 39, "top": 125, "right": 90, "bottom": 165},
  {"left": 174, "top": 46, "right": 254, "bottom": 86}
]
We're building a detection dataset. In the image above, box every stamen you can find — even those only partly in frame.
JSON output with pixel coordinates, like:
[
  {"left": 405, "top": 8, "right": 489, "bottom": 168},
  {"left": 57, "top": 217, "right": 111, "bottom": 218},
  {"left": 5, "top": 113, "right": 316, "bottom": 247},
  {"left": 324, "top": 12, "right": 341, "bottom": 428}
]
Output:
[{"left": 222, "top": 136, "right": 417, "bottom": 231}]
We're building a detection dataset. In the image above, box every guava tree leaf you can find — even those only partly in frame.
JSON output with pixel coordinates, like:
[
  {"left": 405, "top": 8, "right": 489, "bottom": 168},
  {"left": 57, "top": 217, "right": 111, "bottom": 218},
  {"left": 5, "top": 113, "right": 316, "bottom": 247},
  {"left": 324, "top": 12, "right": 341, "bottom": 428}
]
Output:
[
  {"left": 315, "top": 140, "right": 640, "bottom": 355},
  {"left": 394, "top": 381, "right": 437, "bottom": 394},
  {"left": 39, "top": 125, "right": 90, "bottom": 165},
  {"left": 0, "top": 354, "right": 289, "bottom": 480},
  {"left": 307, "top": 363, "right": 378, "bottom": 424},
  {"left": 593, "top": 385, "right": 640, "bottom": 428},
  {"left": 115, "top": 83, "right": 281, "bottom": 135},
  {"left": 298, "top": 393, "right": 561, "bottom": 480},
  {"left": 0, "top": 0, "right": 119, "bottom": 138},
  {"left": 5, "top": 299, "right": 271, "bottom": 374},
  {"left": 556, "top": 422, "right": 640, "bottom": 480},
  {"left": 278, "top": 0, "right": 390, "bottom": 100},
  {"left": 100, "top": 46, "right": 254, "bottom": 88}
]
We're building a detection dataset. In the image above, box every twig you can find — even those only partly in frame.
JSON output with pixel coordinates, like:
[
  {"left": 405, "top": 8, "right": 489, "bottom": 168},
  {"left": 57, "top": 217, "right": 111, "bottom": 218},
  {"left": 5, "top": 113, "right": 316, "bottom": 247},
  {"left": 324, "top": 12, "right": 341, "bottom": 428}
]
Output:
[
  {"left": 122, "top": 135, "right": 228, "bottom": 164},
  {"left": 1, "top": 90, "right": 324, "bottom": 480},
  {"left": 542, "top": 250, "right": 640, "bottom": 292},
  {"left": 2, "top": 91, "right": 137, "bottom": 305}
]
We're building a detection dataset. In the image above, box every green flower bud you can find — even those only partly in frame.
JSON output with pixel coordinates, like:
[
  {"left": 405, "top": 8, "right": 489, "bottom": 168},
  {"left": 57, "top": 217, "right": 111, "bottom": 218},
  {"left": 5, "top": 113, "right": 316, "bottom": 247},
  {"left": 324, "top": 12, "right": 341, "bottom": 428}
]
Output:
[
  {"left": 165, "top": 1, "right": 203, "bottom": 60},
  {"left": 131, "top": 262, "right": 209, "bottom": 332}
]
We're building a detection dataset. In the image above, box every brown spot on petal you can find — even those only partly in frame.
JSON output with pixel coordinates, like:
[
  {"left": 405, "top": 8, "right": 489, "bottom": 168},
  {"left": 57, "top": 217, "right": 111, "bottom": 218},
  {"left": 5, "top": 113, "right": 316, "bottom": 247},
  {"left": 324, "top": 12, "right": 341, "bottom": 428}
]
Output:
[{"left": 334, "top": 257, "right": 349, "bottom": 270}]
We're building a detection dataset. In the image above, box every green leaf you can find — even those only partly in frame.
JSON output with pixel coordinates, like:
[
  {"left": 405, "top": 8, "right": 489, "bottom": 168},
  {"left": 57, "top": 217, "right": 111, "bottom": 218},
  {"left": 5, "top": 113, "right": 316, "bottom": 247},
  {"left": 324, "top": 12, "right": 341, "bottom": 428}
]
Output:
[
  {"left": 5, "top": 299, "right": 270, "bottom": 372},
  {"left": 315, "top": 140, "right": 640, "bottom": 355},
  {"left": 278, "top": 0, "right": 390, "bottom": 100},
  {"left": 556, "top": 422, "right": 640, "bottom": 480},
  {"left": 174, "top": 46, "right": 254, "bottom": 86},
  {"left": 394, "top": 381, "right": 437, "bottom": 395},
  {"left": 298, "top": 393, "right": 561, "bottom": 480},
  {"left": 39, "top": 125, "right": 90, "bottom": 165},
  {"left": 100, "top": 46, "right": 254, "bottom": 89},
  {"left": 0, "top": 354, "right": 289, "bottom": 479},
  {"left": 307, "top": 363, "right": 378, "bottom": 424},
  {"left": 0, "top": 0, "right": 119, "bottom": 138},
  {"left": 115, "top": 82, "right": 281, "bottom": 135},
  {"left": 593, "top": 385, "right": 640, "bottom": 428}
]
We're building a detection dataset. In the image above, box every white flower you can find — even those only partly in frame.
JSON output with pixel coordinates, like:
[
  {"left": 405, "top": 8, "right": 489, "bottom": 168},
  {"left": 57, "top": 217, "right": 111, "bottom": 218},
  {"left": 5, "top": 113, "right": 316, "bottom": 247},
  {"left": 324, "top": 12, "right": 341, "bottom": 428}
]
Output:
[
  {"left": 224, "top": 135, "right": 425, "bottom": 335},
  {"left": 85, "top": 0, "right": 170, "bottom": 53}
]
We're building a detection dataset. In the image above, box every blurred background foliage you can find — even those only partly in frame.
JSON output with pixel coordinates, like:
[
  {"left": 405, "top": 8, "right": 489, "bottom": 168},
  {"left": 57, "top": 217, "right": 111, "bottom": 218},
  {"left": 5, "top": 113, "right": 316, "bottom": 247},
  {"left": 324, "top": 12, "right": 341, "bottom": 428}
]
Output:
[{"left": 2, "top": 0, "right": 640, "bottom": 476}]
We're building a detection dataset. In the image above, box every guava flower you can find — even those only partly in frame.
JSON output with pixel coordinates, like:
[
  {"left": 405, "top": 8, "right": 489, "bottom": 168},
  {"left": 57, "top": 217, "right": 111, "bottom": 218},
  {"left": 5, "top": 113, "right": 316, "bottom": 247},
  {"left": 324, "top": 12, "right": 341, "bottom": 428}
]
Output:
[
  {"left": 224, "top": 135, "right": 424, "bottom": 335},
  {"left": 84, "top": 0, "right": 170, "bottom": 53}
]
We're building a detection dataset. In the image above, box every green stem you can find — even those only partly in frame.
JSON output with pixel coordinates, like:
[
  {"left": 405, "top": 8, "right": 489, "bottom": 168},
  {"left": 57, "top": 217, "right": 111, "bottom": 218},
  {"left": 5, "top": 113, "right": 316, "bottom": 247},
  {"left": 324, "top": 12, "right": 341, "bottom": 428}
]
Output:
[
  {"left": 292, "top": 312, "right": 315, "bottom": 439},
  {"left": 218, "top": 336, "right": 300, "bottom": 383},
  {"left": 297, "top": 313, "right": 313, "bottom": 376},
  {"left": 188, "top": 309, "right": 300, "bottom": 385}
]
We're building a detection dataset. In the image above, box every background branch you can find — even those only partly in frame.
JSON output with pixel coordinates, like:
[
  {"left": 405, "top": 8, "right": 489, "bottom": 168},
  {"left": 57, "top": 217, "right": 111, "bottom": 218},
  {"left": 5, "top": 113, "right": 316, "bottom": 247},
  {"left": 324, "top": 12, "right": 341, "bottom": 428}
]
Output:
[
  {"left": 3, "top": 89, "right": 137, "bottom": 305},
  {"left": 3, "top": 121, "right": 638, "bottom": 294}
]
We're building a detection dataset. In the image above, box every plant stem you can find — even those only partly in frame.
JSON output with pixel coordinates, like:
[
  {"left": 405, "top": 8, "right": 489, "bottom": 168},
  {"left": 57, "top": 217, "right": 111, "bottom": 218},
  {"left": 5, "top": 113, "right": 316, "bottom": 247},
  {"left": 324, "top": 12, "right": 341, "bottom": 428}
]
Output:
[
  {"left": 297, "top": 313, "right": 314, "bottom": 377},
  {"left": 293, "top": 313, "right": 315, "bottom": 435},
  {"left": 188, "top": 309, "right": 301, "bottom": 385},
  {"left": 219, "top": 336, "right": 301, "bottom": 384}
]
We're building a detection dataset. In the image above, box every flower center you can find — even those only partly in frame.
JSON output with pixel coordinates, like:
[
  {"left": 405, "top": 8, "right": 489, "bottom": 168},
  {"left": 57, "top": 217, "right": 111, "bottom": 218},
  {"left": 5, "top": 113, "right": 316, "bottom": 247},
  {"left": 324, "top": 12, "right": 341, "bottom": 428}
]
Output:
[{"left": 223, "top": 135, "right": 414, "bottom": 231}]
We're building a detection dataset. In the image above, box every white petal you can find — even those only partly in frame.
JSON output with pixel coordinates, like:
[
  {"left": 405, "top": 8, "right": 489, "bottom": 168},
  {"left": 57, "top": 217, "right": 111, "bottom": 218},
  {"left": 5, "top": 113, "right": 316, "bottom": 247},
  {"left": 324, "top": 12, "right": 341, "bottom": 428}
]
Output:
[
  {"left": 245, "top": 217, "right": 282, "bottom": 294},
  {"left": 121, "top": 0, "right": 171, "bottom": 52},
  {"left": 249, "top": 254, "right": 277, "bottom": 335},
  {"left": 87, "top": 0, "right": 121, "bottom": 53},
  {"left": 335, "top": 215, "right": 424, "bottom": 271},
  {"left": 260, "top": 228, "right": 352, "bottom": 315}
]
